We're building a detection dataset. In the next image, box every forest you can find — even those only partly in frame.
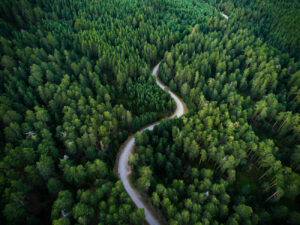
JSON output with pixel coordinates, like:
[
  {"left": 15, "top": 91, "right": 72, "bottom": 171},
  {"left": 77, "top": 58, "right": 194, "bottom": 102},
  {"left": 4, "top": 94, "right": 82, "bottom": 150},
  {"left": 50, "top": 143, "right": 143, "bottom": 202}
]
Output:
[{"left": 0, "top": 0, "right": 299, "bottom": 225}]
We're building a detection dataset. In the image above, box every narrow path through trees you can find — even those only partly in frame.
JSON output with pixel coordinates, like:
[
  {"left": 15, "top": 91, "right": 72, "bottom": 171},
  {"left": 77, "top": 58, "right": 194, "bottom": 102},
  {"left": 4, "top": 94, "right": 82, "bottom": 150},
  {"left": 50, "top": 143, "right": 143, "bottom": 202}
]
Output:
[
  {"left": 116, "top": 63, "right": 188, "bottom": 225},
  {"left": 116, "top": 10, "right": 227, "bottom": 224},
  {"left": 221, "top": 12, "right": 229, "bottom": 19}
]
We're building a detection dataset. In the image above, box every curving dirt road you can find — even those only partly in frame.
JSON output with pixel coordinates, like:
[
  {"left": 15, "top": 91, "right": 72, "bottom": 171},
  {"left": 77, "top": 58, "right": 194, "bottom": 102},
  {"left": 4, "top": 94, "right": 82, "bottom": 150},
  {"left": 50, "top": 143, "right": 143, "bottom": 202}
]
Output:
[
  {"left": 116, "top": 63, "right": 188, "bottom": 225},
  {"left": 221, "top": 12, "right": 229, "bottom": 20}
]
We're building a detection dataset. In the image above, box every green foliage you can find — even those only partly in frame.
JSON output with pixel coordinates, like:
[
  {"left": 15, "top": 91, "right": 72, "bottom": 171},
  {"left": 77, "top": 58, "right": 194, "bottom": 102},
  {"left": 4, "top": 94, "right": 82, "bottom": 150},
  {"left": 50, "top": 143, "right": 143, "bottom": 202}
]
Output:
[
  {"left": 136, "top": 166, "right": 152, "bottom": 191},
  {"left": 47, "top": 178, "right": 64, "bottom": 196},
  {"left": 73, "top": 203, "right": 95, "bottom": 225},
  {"left": 36, "top": 154, "right": 55, "bottom": 180},
  {"left": 125, "top": 80, "right": 175, "bottom": 114},
  {"left": 53, "top": 218, "right": 70, "bottom": 225},
  {"left": 0, "top": 0, "right": 299, "bottom": 224},
  {"left": 131, "top": 3, "right": 299, "bottom": 223},
  {"left": 215, "top": 0, "right": 300, "bottom": 59},
  {"left": 130, "top": 208, "right": 145, "bottom": 225},
  {"left": 51, "top": 190, "right": 74, "bottom": 220},
  {"left": 0, "top": 0, "right": 217, "bottom": 224}
]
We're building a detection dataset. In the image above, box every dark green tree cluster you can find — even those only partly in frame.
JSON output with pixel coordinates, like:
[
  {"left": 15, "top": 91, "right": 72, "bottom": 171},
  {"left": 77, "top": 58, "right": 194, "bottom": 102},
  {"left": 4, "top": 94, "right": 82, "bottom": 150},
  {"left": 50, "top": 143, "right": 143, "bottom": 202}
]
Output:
[
  {"left": 212, "top": 0, "right": 300, "bottom": 59},
  {"left": 132, "top": 110, "right": 299, "bottom": 224},
  {"left": 124, "top": 76, "right": 175, "bottom": 115},
  {"left": 1, "top": 0, "right": 299, "bottom": 224},
  {"left": 159, "top": 15, "right": 300, "bottom": 164},
  {"left": 0, "top": 0, "right": 216, "bottom": 224},
  {"left": 131, "top": 3, "right": 300, "bottom": 225}
]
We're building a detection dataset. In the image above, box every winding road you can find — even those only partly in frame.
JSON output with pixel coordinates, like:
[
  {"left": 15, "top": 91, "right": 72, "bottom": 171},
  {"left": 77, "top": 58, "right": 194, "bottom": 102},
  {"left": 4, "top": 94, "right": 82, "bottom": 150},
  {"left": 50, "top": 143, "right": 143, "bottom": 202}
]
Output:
[
  {"left": 116, "top": 10, "right": 227, "bottom": 223},
  {"left": 221, "top": 12, "right": 229, "bottom": 20},
  {"left": 116, "top": 63, "right": 188, "bottom": 225}
]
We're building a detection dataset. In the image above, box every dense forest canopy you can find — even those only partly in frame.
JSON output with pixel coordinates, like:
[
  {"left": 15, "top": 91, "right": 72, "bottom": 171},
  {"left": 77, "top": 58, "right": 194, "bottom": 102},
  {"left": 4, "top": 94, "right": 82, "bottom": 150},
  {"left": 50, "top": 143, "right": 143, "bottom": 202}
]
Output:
[
  {"left": 131, "top": 1, "right": 300, "bottom": 224},
  {"left": 0, "top": 0, "right": 216, "bottom": 224},
  {"left": 0, "top": 0, "right": 299, "bottom": 225},
  {"left": 212, "top": 0, "right": 300, "bottom": 59}
]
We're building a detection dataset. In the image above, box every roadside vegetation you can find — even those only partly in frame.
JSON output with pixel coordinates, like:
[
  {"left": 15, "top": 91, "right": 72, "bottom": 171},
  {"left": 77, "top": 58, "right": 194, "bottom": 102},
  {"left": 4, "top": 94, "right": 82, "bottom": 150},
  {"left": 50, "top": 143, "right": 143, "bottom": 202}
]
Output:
[
  {"left": 0, "top": 0, "right": 299, "bottom": 225},
  {"left": 0, "top": 0, "right": 215, "bottom": 224},
  {"left": 130, "top": 1, "right": 300, "bottom": 225}
]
